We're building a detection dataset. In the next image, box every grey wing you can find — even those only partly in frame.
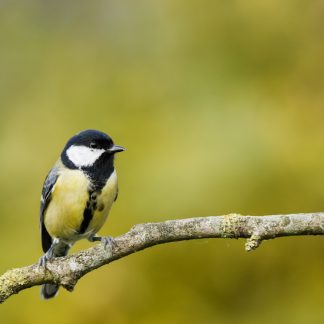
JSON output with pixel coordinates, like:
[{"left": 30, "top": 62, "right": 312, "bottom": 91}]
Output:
[{"left": 40, "top": 166, "right": 59, "bottom": 253}]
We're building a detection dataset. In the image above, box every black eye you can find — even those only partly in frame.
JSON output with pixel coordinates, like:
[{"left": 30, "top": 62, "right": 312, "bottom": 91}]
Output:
[{"left": 90, "top": 142, "right": 98, "bottom": 149}]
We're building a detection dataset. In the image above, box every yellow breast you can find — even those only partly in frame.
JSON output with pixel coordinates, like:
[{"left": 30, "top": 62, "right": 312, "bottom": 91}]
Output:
[
  {"left": 44, "top": 169, "right": 90, "bottom": 240},
  {"left": 44, "top": 168, "right": 118, "bottom": 242}
]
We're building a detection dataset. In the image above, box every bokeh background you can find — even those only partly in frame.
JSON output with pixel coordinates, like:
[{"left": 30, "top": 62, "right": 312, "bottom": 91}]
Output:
[{"left": 1, "top": 0, "right": 324, "bottom": 323}]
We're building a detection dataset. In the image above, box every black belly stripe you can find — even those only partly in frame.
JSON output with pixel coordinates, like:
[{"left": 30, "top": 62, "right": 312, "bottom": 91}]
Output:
[
  {"left": 79, "top": 190, "right": 99, "bottom": 234},
  {"left": 79, "top": 205, "right": 93, "bottom": 234}
]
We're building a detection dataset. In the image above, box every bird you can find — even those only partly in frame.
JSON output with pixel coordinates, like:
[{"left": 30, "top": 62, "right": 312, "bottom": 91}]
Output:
[{"left": 39, "top": 129, "right": 125, "bottom": 299}]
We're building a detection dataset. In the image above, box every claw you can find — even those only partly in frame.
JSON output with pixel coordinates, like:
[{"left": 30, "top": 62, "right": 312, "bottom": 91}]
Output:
[
  {"left": 88, "top": 235, "right": 116, "bottom": 255},
  {"left": 101, "top": 236, "right": 116, "bottom": 251},
  {"left": 38, "top": 254, "right": 49, "bottom": 268},
  {"left": 38, "top": 245, "right": 55, "bottom": 268}
]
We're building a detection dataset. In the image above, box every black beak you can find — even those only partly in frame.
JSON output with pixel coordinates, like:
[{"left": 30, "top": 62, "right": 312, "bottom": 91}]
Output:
[{"left": 107, "top": 145, "right": 125, "bottom": 153}]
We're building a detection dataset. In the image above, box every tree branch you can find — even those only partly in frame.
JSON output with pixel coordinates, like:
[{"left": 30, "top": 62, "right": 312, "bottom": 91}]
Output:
[{"left": 1, "top": 212, "right": 324, "bottom": 303}]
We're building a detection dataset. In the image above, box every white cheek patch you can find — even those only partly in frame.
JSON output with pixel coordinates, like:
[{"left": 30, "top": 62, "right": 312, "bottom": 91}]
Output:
[{"left": 66, "top": 145, "right": 105, "bottom": 167}]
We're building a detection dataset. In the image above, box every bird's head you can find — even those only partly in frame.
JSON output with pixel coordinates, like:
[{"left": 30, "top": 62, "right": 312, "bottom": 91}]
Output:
[{"left": 61, "top": 129, "right": 125, "bottom": 169}]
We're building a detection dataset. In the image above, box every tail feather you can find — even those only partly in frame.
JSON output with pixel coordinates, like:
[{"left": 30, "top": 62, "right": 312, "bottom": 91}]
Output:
[
  {"left": 41, "top": 283, "right": 59, "bottom": 299},
  {"left": 40, "top": 241, "right": 70, "bottom": 300}
]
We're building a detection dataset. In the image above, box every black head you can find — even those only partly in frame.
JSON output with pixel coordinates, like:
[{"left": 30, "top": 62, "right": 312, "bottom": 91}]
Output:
[{"left": 61, "top": 129, "right": 125, "bottom": 170}]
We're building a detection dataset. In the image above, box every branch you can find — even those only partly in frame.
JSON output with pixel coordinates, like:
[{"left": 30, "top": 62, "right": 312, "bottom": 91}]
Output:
[{"left": 1, "top": 212, "right": 324, "bottom": 303}]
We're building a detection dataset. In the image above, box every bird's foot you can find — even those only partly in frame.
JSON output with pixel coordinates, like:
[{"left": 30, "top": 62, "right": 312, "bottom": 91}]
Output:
[
  {"left": 38, "top": 252, "right": 50, "bottom": 268},
  {"left": 101, "top": 236, "right": 117, "bottom": 251},
  {"left": 89, "top": 235, "right": 116, "bottom": 254},
  {"left": 38, "top": 244, "right": 57, "bottom": 268}
]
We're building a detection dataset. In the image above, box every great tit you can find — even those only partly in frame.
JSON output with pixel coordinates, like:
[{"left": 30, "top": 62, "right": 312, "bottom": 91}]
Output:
[{"left": 39, "top": 129, "right": 125, "bottom": 299}]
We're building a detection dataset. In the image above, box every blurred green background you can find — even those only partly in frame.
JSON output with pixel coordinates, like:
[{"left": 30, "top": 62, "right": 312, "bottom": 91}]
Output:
[{"left": 1, "top": 0, "right": 324, "bottom": 323}]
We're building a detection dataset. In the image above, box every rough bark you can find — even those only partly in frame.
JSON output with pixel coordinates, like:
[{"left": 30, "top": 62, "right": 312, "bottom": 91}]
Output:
[{"left": 1, "top": 212, "right": 324, "bottom": 303}]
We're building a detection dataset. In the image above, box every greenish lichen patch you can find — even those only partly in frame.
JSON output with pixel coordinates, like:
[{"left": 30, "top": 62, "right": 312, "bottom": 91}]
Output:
[
  {"left": 221, "top": 213, "right": 242, "bottom": 238},
  {"left": 245, "top": 234, "right": 262, "bottom": 251},
  {"left": 279, "top": 216, "right": 291, "bottom": 227}
]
